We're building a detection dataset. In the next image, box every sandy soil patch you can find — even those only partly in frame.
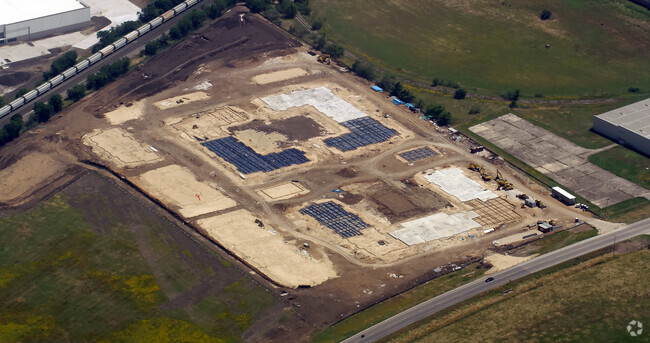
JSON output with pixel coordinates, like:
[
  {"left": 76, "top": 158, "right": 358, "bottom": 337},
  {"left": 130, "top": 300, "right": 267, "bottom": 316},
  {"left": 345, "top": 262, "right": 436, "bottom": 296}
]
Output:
[
  {"left": 197, "top": 209, "right": 338, "bottom": 288},
  {"left": 133, "top": 164, "right": 236, "bottom": 218},
  {"left": 232, "top": 129, "right": 288, "bottom": 154},
  {"left": 259, "top": 181, "right": 309, "bottom": 201},
  {"left": 104, "top": 100, "right": 146, "bottom": 125},
  {"left": 252, "top": 68, "right": 308, "bottom": 84},
  {"left": 168, "top": 106, "right": 248, "bottom": 141},
  {"left": 154, "top": 91, "right": 210, "bottom": 110},
  {"left": 484, "top": 252, "right": 537, "bottom": 274},
  {"left": 84, "top": 128, "right": 163, "bottom": 168},
  {"left": 0, "top": 153, "right": 65, "bottom": 203}
]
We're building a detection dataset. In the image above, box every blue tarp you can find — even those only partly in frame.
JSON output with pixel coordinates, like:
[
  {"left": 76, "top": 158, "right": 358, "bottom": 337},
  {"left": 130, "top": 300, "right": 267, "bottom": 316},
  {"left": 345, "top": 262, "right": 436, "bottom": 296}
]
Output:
[
  {"left": 391, "top": 98, "right": 405, "bottom": 105},
  {"left": 405, "top": 103, "right": 414, "bottom": 108},
  {"left": 371, "top": 86, "right": 383, "bottom": 92}
]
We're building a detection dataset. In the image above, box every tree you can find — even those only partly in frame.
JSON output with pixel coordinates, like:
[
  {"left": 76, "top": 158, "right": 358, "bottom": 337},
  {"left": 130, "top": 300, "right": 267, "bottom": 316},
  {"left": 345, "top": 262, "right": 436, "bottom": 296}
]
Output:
[
  {"left": 431, "top": 78, "right": 440, "bottom": 87},
  {"left": 509, "top": 100, "right": 518, "bottom": 108},
  {"left": 67, "top": 84, "right": 86, "bottom": 102},
  {"left": 352, "top": 60, "right": 375, "bottom": 81},
  {"left": 502, "top": 89, "right": 520, "bottom": 101},
  {"left": 0, "top": 95, "right": 4, "bottom": 107},
  {"left": 3, "top": 113, "right": 24, "bottom": 140},
  {"left": 324, "top": 43, "right": 344, "bottom": 58},
  {"left": 377, "top": 76, "right": 396, "bottom": 92},
  {"left": 540, "top": 9, "right": 552, "bottom": 21},
  {"left": 425, "top": 104, "right": 444, "bottom": 120},
  {"left": 437, "top": 111, "right": 451, "bottom": 126},
  {"left": 34, "top": 101, "right": 54, "bottom": 123},
  {"left": 311, "top": 20, "right": 322, "bottom": 31},
  {"left": 315, "top": 35, "right": 326, "bottom": 50},
  {"left": 15, "top": 88, "right": 29, "bottom": 99},
  {"left": 169, "top": 26, "right": 182, "bottom": 40},
  {"left": 48, "top": 94, "right": 63, "bottom": 113},
  {"left": 453, "top": 88, "right": 467, "bottom": 100},
  {"left": 189, "top": 9, "right": 207, "bottom": 30},
  {"left": 144, "top": 40, "right": 160, "bottom": 56},
  {"left": 246, "top": 0, "right": 268, "bottom": 13}
]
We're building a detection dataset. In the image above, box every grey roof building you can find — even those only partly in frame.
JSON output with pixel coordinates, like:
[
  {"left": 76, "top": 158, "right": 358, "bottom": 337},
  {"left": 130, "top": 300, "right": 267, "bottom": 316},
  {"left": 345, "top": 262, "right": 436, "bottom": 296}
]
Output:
[{"left": 593, "top": 98, "right": 650, "bottom": 156}]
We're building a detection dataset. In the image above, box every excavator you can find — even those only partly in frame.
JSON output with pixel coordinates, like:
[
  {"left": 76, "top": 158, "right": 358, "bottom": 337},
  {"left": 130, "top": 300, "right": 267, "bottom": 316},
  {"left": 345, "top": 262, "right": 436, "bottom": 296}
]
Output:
[
  {"left": 495, "top": 169, "right": 514, "bottom": 190},
  {"left": 317, "top": 54, "right": 331, "bottom": 64},
  {"left": 479, "top": 167, "right": 492, "bottom": 181},
  {"left": 468, "top": 162, "right": 482, "bottom": 171}
]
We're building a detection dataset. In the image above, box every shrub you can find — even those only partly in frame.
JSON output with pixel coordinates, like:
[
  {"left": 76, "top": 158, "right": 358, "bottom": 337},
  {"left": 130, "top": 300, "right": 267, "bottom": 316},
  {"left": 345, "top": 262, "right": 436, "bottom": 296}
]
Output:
[
  {"left": 67, "top": 84, "right": 86, "bottom": 102},
  {"left": 311, "top": 20, "right": 322, "bottom": 31},
  {"left": 468, "top": 105, "right": 481, "bottom": 114},
  {"left": 540, "top": 9, "right": 552, "bottom": 20},
  {"left": 453, "top": 88, "right": 467, "bottom": 100},
  {"left": 502, "top": 89, "right": 520, "bottom": 101},
  {"left": 48, "top": 94, "right": 63, "bottom": 113},
  {"left": 509, "top": 100, "right": 518, "bottom": 108},
  {"left": 628, "top": 87, "right": 640, "bottom": 93},
  {"left": 324, "top": 43, "right": 344, "bottom": 58},
  {"left": 351, "top": 61, "right": 375, "bottom": 81},
  {"left": 34, "top": 101, "right": 54, "bottom": 123}
]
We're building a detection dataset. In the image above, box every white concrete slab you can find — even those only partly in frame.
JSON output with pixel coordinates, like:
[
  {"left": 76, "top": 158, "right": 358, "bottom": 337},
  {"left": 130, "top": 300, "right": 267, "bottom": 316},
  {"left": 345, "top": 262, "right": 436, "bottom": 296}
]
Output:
[
  {"left": 424, "top": 167, "right": 497, "bottom": 202},
  {"left": 390, "top": 211, "right": 481, "bottom": 246},
  {"left": 74, "top": 0, "right": 140, "bottom": 49},
  {"left": 0, "top": 32, "right": 86, "bottom": 62},
  {"left": 262, "top": 86, "right": 367, "bottom": 123}
]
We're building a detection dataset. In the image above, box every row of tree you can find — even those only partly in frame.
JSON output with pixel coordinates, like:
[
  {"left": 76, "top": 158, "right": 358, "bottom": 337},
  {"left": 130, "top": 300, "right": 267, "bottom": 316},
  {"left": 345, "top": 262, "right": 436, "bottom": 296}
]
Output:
[
  {"left": 43, "top": 51, "right": 78, "bottom": 80},
  {"left": 86, "top": 58, "right": 131, "bottom": 90}
]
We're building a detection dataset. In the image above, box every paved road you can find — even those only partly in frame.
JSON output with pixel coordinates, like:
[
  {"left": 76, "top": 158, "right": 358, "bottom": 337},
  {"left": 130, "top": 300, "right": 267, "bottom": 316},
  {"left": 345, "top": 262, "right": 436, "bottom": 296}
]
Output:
[{"left": 343, "top": 217, "right": 650, "bottom": 342}]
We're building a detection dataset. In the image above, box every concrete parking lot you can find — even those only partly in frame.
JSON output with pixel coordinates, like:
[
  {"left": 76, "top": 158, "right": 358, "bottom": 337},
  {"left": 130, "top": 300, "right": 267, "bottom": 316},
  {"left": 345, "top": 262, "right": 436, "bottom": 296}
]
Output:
[{"left": 470, "top": 114, "right": 650, "bottom": 207}]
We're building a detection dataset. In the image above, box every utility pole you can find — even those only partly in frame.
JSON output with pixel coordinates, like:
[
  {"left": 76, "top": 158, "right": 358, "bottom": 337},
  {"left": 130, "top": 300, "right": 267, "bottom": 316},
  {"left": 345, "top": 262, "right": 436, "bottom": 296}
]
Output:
[{"left": 612, "top": 235, "right": 616, "bottom": 258}]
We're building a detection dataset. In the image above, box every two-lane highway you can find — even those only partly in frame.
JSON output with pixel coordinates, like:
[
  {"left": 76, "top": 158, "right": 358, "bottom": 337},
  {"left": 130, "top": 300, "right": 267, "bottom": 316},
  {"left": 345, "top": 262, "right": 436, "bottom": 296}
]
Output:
[{"left": 344, "top": 217, "right": 650, "bottom": 342}]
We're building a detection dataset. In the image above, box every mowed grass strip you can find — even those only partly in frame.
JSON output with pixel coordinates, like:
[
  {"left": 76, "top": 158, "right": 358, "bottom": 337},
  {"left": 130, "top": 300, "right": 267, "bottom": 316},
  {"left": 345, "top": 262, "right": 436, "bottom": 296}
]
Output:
[
  {"left": 311, "top": 0, "right": 650, "bottom": 96},
  {"left": 589, "top": 145, "right": 650, "bottom": 190},
  {"left": 310, "top": 264, "right": 489, "bottom": 343},
  {"left": 386, "top": 246, "right": 650, "bottom": 343},
  {"left": 0, "top": 175, "right": 276, "bottom": 342}
]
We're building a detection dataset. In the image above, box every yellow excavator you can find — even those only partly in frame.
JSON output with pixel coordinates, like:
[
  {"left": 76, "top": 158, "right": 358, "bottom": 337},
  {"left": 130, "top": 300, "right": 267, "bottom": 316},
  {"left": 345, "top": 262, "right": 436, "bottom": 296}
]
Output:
[{"left": 317, "top": 54, "right": 331, "bottom": 64}]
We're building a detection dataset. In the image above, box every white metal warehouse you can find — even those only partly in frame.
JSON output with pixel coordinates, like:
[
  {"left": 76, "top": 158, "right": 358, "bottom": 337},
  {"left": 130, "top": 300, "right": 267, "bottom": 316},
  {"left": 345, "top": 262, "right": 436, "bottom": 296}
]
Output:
[
  {"left": 0, "top": 0, "right": 90, "bottom": 45},
  {"left": 593, "top": 98, "right": 650, "bottom": 156}
]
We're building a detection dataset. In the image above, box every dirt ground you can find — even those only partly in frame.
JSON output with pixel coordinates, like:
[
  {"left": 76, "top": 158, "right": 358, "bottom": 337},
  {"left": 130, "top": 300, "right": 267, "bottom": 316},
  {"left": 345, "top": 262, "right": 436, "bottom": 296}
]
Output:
[{"left": 0, "top": 8, "right": 613, "bottom": 341}]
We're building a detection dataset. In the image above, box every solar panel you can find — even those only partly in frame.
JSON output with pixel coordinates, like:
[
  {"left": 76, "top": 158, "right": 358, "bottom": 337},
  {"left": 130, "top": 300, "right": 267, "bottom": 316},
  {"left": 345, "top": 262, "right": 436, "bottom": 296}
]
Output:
[
  {"left": 399, "top": 147, "right": 437, "bottom": 162},
  {"left": 324, "top": 117, "right": 398, "bottom": 151},
  {"left": 201, "top": 136, "right": 309, "bottom": 174},
  {"left": 299, "top": 202, "right": 370, "bottom": 237}
]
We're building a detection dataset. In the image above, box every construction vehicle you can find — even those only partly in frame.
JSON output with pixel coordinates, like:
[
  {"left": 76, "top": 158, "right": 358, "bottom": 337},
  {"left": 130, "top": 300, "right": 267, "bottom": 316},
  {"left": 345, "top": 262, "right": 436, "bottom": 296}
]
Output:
[
  {"left": 470, "top": 146, "right": 484, "bottom": 154},
  {"left": 516, "top": 193, "right": 528, "bottom": 200},
  {"left": 496, "top": 169, "right": 504, "bottom": 181},
  {"left": 479, "top": 167, "right": 492, "bottom": 181},
  {"left": 317, "top": 54, "right": 331, "bottom": 64},
  {"left": 535, "top": 199, "right": 547, "bottom": 209},
  {"left": 468, "top": 162, "right": 482, "bottom": 171}
]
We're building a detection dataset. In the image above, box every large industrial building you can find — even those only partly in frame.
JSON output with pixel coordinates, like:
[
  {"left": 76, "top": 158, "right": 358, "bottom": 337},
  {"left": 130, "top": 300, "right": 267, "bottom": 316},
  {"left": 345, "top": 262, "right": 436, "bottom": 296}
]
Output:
[
  {"left": 593, "top": 98, "right": 650, "bottom": 156},
  {"left": 0, "top": 0, "right": 90, "bottom": 45}
]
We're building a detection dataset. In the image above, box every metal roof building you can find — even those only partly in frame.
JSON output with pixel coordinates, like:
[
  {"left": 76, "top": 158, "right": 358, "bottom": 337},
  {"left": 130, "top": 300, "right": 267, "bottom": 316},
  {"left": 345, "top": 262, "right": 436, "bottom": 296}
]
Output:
[
  {"left": 593, "top": 98, "right": 650, "bottom": 156},
  {"left": 0, "top": 0, "right": 90, "bottom": 45}
]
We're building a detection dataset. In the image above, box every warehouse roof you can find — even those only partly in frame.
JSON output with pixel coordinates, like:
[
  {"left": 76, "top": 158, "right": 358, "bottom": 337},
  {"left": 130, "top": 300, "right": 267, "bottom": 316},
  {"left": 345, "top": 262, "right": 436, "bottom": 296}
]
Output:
[
  {"left": 0, "top": 0, "right": 85, "bottom": 26},
  {"left": 595, "top": 98, "right": 650, "bottom": 139}
]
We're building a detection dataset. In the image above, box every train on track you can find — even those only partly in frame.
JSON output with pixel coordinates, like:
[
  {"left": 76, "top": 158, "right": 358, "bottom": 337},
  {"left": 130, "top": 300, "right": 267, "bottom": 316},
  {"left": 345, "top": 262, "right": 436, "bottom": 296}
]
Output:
[{"left": 0, "top": 0, "right": 203, "bottom": 119}]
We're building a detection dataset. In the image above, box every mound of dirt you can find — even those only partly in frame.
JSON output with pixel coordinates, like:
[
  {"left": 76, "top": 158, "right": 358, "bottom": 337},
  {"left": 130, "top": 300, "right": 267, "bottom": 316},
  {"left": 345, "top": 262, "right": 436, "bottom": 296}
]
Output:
[
  {"left": 0, "top": 71, "right": 31, "bottom": 86},
  {"left": 229, "top": 115, "right": 325, "bottom": 141},
  {"left": 336, "top": 167, "right": 358, "bottom": 178}
]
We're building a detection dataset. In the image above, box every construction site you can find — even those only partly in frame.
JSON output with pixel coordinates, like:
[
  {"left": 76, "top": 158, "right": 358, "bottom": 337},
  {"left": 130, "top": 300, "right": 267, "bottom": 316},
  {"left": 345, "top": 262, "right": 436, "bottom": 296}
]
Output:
[{"left": 0, "top": 9, "right": 613, "bottom": 336}]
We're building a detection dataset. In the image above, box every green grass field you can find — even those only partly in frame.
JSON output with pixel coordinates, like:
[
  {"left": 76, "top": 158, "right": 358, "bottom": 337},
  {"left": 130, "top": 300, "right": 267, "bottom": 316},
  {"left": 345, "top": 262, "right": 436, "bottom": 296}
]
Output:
[
  {"left": 387, "top": 247, "right": 650, "bottom": 343},
  {"left": 0, "top": 173, "right": 277, "bottom": 342},
  {"left": 310, "top": 0, "right": 650, "bottom": 97},
  {"left": 525, "top": 227, "right": 599, "bottom": 255},
  {"left": 589, "top": 145, "right": 650, "bottom": 190}
]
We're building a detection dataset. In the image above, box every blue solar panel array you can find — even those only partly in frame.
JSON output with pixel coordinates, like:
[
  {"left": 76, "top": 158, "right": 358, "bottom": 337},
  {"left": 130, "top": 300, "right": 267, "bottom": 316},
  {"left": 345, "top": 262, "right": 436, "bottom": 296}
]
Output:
[
  {"left": 201, "top": 136, "right": 309, "bottom": 174},
  {"left": 300, "top": 202, "right": 370, "bottom": 238},
  {"left": 324, "top": 117, "right": 398, "bottom": 151},
  {"left": 399, "top": 147, "right": 437, "bottom": 162}
]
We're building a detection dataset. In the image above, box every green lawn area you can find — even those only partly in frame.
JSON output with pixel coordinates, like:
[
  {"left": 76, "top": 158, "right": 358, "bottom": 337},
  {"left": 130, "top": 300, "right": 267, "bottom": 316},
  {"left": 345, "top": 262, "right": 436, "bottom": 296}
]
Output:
[
  {"left": 310, "top": 0, "right": 650, "bottom": 97},
  {"left": 602, "top": 197, "right": 650, "bottom": 223},
  {"left": 387, "top": 247, "right": 650, "bottom": 343},
  {"left": 589, "top": 145, "right": 650, "bottom": 190},
  {"left": 526, "top": 227, "right": 599, "bottom": 255},
  {"left": 0, "top": 174, "right": 277, "bottom": 342},
  {"left": 310, "top": 263, "right": 489, "bottom": 343}
]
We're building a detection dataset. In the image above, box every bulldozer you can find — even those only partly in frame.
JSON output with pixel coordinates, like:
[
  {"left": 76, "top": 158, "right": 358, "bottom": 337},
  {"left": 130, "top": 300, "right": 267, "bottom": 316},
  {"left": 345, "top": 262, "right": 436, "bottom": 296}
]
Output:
[
  {"left": 517, "top": 193, "right": 528, "bottom": 200},
  {"left": 317, "top": 54, "right": 331, "bottom": 64},
  {"left": 536, "top": 199, "right": 547, "bottom": 209}
]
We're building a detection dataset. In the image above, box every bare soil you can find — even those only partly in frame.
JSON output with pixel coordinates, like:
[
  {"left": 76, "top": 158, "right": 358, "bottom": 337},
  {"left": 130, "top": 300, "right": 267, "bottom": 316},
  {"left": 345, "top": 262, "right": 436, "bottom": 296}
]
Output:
[
  {"left": 371, "top": 182, "right": 451, "bottom": 223},
  {"left": 0, "top": 71, "right": 31, "bottom": 86},
  {"left": 229, "top": 115, "right": 325, "bottom": 142}
]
